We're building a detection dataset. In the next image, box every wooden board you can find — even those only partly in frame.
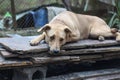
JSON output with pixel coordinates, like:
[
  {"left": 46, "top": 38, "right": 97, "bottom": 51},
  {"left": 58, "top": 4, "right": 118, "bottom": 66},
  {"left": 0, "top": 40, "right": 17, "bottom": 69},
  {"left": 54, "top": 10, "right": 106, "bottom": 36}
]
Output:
[
  {"left": 32, "top": 55, "right": 102, "bottom": 64},
  {"left": 46, "top": 68, "right": 120, "bottom": 80},
  {"left": 2, "top": 46, "right": 120, "bottom": 59},
  {"left": 31, "top": 52, "right": 120, "bottom": 64},
  {"left": 0, "top": 47, "right": 5, "bottom": 51},
  {"left": 0, "top": 55, "right": 32, "bottom": 69},
  {"left": 60, "top": 46, "right": 120, "bottom": 55},
  {"left": 0, "top": 50, "right": 18, "bottom": 58},
  {"left": 0, "top": 36, "right": 120, "bottom": 54},
  {"left": 0, "top": 37, "right": 48, "bottom": 54},
  {"left": 62, "top": 39, "right": 120, "bottom": 50}
]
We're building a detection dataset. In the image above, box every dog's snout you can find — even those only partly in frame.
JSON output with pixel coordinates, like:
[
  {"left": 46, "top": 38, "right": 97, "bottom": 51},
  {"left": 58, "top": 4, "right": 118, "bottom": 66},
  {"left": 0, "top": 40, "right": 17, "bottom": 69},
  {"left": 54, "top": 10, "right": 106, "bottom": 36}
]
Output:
[{"left": 52, "top": 49, "right": 60, "bottom": 54}]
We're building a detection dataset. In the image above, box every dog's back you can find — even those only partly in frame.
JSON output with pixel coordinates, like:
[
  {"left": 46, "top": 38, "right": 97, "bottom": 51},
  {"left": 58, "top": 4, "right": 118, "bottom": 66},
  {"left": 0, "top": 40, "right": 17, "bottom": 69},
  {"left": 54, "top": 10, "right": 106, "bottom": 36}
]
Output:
[{"left": 49, "top": 11, "right": 103, "bottom": 39}]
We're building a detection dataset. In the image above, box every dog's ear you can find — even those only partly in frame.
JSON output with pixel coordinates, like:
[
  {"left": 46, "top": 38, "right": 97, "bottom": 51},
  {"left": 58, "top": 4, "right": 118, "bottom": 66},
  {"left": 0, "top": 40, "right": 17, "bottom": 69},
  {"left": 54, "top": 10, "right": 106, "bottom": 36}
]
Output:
[
  {"left": 37, "top": 24, "right": 51, "bottom": 33},
  {"left": 64, "top": 27, "right": 72, "bottom": 34},
  {"left": 64, "top": 27, "right": 72, "bottom": 41}
]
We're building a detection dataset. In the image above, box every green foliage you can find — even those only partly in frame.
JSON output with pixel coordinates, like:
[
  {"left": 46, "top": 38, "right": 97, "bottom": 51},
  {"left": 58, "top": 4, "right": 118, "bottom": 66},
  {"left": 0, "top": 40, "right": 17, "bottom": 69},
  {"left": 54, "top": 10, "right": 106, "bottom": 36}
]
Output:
[{"left": 108, "top": 0, "right": 120, "bottom": 29}]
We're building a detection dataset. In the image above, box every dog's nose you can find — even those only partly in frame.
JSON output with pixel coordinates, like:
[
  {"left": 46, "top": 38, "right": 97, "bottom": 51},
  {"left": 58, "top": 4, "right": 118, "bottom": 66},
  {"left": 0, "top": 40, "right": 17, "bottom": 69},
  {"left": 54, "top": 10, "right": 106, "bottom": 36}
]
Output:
[{"left": 53, "top": 49, "right": 60, "bottom": 54}]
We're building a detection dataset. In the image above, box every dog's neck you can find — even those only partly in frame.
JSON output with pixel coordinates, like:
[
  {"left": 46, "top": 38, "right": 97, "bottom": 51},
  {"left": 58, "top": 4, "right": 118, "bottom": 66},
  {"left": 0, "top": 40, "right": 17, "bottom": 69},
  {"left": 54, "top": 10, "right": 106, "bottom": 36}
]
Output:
[{"left": 52, "top": 19, "right": 68, "bottom": 26}]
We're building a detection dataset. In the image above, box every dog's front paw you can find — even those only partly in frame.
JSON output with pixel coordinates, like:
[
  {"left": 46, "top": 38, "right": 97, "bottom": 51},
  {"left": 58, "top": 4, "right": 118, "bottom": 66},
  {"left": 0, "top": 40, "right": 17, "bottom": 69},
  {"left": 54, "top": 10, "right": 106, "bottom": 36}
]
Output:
[
  {"left": 30, "top": 39, "right": 40, "bottom": 46},
  {"left": 98, "top": 36, "right": 105, "bottom": 41}
]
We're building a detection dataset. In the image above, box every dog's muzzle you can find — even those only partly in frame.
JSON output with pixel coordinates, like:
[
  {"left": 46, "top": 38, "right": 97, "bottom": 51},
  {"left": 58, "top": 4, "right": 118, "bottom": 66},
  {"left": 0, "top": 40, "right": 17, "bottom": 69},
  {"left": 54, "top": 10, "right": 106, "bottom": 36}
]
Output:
[{"left": 50, "top": 49, "right": 60, "bottom": 54}]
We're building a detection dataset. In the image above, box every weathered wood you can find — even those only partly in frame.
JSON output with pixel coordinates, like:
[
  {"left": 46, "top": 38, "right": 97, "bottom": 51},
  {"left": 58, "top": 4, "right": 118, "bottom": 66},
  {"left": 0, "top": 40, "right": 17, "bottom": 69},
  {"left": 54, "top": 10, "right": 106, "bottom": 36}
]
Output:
[
  {"left": 60, "top": 47, "right": 120, "bottom": 55},
  {"left": 0, "top": 51, "right": 18, "bottom": 58},
  {"left": 32, "top": 56, "right": 80, "bottom": 64},
  {"left": 0, "top": 47, "right": 5, "bottom": 51},
  {"left": 0, "top": 37, "right": 49, "bottom": 54},
  {"left": 0, "top": 48, "right": 48, "bottom": 58},
  {"left": 102, "top": 55, "right": 120, "bottom": 61},
  {"left": 0, "top": 37, "right": 120, "bottom": 54},
  {"left": 0, "top": 49, "right": 120, "bottom": 68},
  {"left": 46, "top": 68, "right": 120, "bottom": 80},
  {"left": 71, "top": 69, "right": 120, "bottom": 80},
  {"left": 0, "top": 55, "right": 32, "bottom": 69},
  {"left": 0, "top": 36, "right": 120, "bottom": 69},
  {"left": 32, "top": 55, "right": 102, "bottom": 64},
  {"left": 0, "top": 60, "right": 32, "bottom": 69},
  {"left": 62, "top": 40, "right": 120, "bottom": 50}
]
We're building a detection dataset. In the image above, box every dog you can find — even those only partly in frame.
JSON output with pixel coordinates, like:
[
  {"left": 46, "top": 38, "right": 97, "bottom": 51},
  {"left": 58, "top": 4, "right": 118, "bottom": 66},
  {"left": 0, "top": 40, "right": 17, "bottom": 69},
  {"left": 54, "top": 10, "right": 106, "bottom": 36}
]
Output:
[{"left": 30, "top": 11, "right": 120, "bottom": 54}]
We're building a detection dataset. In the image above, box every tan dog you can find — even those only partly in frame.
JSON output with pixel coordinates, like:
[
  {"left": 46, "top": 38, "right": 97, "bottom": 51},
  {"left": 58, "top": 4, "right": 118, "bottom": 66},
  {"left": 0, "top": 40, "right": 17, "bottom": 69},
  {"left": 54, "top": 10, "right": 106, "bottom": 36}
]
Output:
[{"left": 30, "top": 11, "right": 120, "bottom": 53}]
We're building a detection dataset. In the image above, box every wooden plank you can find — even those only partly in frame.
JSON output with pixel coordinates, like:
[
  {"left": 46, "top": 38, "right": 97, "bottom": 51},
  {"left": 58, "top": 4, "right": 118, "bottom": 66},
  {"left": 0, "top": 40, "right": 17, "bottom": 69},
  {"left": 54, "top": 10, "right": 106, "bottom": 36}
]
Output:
[
  {"left": 62, "top": 40, "right": 120, "bottom": 50},
  {"left": 46, "top": 68, "right": 120, "bottom": 80},
  {"left": 0, "top": 36, "right": 120, "bottom": 54},
  {"left": 32, "top": 56, "right": 80, "bottom": 64},
  {"left": 32, "top": 55, "right": 102, "bottom": 64},
  {"left": 85, "top": 74, "right": 120, "bottom": 80},
  {"left": 0, "top": 51, "right": 18, "bottom": 58},
  {"left": 71, "top": 69, "right": 120, "bottom": 80},
  {"left": 0, "top": 37, "right": 48, "bottom": 54},
  {"left": 0, "top": 46, "right": 6, "bottom": 51},
  {"left": 0, "top": 60, "right": 32, "bottom": 69},
  {"left": 0, "top": 55, "right": 32, "bottom": 69},
  {"left": 59, "top": 47, "right": 120, "bottom": 55},
  {"left": 104, "top": 52, "right": 120, "bottom": 57}
]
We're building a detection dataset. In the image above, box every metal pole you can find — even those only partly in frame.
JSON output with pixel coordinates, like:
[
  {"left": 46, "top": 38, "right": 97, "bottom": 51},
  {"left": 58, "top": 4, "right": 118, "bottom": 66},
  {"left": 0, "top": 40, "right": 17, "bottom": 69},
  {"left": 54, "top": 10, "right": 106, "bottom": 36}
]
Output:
[{"left": 10, "top": 0, "right": 17, "bottom": 31}]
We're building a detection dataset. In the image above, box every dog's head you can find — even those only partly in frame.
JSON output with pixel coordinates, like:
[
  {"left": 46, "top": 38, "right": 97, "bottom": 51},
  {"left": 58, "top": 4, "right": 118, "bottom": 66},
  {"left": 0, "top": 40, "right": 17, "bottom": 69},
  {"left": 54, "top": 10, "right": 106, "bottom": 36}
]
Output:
[{"left": 38, "top": 24, "right": 72, "bottom": 54}]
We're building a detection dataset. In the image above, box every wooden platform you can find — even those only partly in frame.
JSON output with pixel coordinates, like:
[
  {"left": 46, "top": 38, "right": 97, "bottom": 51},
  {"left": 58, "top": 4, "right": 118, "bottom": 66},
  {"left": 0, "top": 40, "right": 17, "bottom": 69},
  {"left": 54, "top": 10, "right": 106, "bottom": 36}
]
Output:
[
  {"left": 47, "top": 68, "right": 120, "bottom": 80},
  {"left": 0, "top": 36, "right": 120, "bottom": 54},
  {"left": 0, "top": 37, "right": 48, "bottom": 54},
  {"left": 0, "top": 36, "right": 120, "bottom": 69}
]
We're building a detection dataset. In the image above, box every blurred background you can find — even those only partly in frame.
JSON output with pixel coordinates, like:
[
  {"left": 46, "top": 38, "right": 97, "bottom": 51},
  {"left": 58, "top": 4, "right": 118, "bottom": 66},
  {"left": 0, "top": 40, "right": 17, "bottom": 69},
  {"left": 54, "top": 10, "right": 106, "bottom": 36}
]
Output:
[{"left": 0, "top": 0, "right": 119, "bottom": 37}]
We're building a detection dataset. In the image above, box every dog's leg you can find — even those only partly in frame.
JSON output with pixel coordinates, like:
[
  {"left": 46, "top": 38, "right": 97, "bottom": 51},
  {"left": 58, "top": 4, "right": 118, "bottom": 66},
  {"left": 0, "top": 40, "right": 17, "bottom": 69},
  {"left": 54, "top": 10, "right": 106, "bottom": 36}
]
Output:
[
  {"left": 30, "top": 32, "right": 45, "bottom": 46},
  {"left": 98, "top": 28, "right": 117, "bottom": 41},
  {"left": 90, "top": 24, "right": 117, "bottom": 41},
  {"left": 90, "top": 29, "right": 117, "bottom": 41},
  {"left": 98, "top": 35, "right": 105, "bottom": 41}
]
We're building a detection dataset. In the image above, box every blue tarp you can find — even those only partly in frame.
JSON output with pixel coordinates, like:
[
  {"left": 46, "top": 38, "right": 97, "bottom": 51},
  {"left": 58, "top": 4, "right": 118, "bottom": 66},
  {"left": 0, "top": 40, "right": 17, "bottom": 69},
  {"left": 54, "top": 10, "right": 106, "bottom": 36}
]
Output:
[
  {"left": 17, "top": 7, "right": 48, "bottom": 28},
  {"left": 33, "top": 7, "right": 48, "bottom": 28}
]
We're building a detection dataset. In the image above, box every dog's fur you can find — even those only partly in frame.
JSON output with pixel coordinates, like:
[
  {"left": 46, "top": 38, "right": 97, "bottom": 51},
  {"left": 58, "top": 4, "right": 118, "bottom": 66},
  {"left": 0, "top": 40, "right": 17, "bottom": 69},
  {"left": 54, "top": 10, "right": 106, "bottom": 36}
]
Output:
[{"left": 30, "top": 11, "right": 120, "bottom": 53}]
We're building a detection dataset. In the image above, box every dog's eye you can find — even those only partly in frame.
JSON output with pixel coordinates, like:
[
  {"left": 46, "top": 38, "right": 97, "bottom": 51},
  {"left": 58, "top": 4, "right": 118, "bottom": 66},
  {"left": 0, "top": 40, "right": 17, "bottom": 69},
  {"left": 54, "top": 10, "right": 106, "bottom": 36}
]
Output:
[
  {"left": 60, "top": 38, "right": 64, "bottom": 42},
  {"left": 50, "top": 36, "right": 55, "bottom": 41}
]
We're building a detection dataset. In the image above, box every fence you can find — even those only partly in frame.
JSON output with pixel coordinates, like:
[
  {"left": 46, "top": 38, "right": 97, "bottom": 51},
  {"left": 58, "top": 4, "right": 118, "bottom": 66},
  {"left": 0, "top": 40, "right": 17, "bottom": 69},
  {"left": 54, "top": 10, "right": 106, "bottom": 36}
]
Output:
[
  {"left": 0, "top": 0, "right": 114, "bottom": 30},
  {"left": 0, "top": 0, "right": 54, "bottom": 30},
  {"left": 0, "top": 0, "right": 87, "bottom": 30}
]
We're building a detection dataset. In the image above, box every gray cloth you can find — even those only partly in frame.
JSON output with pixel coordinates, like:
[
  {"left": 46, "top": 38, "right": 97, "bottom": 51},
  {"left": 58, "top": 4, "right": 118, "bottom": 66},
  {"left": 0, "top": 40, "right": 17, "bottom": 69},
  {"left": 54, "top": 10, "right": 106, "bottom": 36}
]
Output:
[{"left": 47, "top": 6, "right": 67, "bottom": 22}]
